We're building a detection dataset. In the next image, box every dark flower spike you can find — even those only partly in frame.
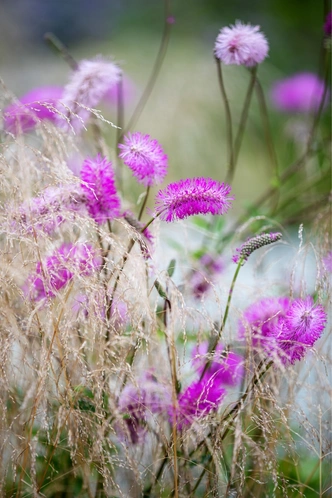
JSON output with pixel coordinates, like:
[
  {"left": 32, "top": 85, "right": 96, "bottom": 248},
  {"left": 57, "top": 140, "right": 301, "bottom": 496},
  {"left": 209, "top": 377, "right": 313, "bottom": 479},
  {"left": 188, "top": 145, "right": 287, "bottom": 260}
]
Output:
[{"left": 233, "top": 232, "right": 282, "bottom": 264}]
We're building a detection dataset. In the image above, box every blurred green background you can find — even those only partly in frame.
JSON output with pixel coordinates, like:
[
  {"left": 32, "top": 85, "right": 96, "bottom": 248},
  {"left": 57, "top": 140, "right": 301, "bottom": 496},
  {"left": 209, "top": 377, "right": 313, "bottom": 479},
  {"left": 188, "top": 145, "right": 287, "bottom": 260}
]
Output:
[{"left": 0, "top": 0, "right": 329, "bottom": 214}]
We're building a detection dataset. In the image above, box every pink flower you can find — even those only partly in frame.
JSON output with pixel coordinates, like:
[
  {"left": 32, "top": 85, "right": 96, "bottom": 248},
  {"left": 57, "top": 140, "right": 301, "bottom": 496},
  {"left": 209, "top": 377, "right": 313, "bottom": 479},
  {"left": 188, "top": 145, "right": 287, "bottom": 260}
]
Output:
[
  {"left": 80, "top": 155, "right": 120, "bottom": 224},
  {"left": 232, "top": 232, "right": 282, "bottom": 264},
  {"left": 276, "top": 297, "right": 327, "bottom": 364},
  {"left": 175, "top": 377, "right": 226, "bottom": 429},
  {"left": 58, "top": 57, "right": 121, "bottom": 132},
  {"left": 270, "top": 73, "right": 328, "bottom": 113},
  {"left": 24, "top": 243, "right": 102, "bottom": 301},
  {"left": 14, "top": 184, "right": 86, "bottom": 235},
  {"left": 192, "top": 342, "right": 244, "bottom": 386},
  {"left": 155, "top": 177, "right": 234, "bottom": 222},
  {"left": 189, "top": 253, "right": 225, "bottom": 299},
  {"left": 214, "top": 21, "right": 269, "bottom": 67},
  {"left": 118, "top": 132, "right": 168, "bottom": 187},
  {"left": 4, "top": 86, "right": 63, "bottom": 134},
  {"left": 103, "top": 74, "right": 136, "bottom": 106}
]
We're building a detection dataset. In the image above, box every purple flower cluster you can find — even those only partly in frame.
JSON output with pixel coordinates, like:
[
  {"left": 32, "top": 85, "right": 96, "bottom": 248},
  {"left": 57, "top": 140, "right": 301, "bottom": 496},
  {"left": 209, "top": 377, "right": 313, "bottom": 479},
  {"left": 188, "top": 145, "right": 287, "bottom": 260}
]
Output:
[
  {"left": 214, "top": 21, "right": 269, "bottom": 67},
  {"left": 232, "top": 232, "right": 282, "bottom": 264},
  {"left": 240, "top": 296, "right": 327, "bottom": 364},
  {"left": 4, "top": 86, "right": 63, "bottom": 134},
  {"left": 270, "top": 73, "right": 328, "bottom": 113},
  {"left": 119, "top": 132, "right": 168, "bottom": 187},
  {"left": 155, "top": 177, "right": 234, "bottom": 222},
  {"left": 189, "top": 253, "right": 225, "bottom": 299},
  {"left": 25, "top": 243, "right": 102, "bottom": 301},
  {"left": 80, "top": 155, "right": 121, "bottom": 224}
]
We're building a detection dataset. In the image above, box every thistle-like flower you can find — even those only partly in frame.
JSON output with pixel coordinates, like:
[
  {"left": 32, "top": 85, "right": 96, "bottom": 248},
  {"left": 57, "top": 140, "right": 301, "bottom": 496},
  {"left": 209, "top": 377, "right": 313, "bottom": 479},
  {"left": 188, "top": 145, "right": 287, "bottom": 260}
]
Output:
[
  {"left": 214, "top": 21, "right": 269, "bottom": 67},
  {"left": 80, "top": 155, "right": 120, "bottom": 224},
  {"left": 25, "top": 243, "right": 102, "bottom": 301},
  {"left": 270, "top": 73, "right": 328, "bottom": 113},
  {"left": 4, "top": 86, "right": 63, "bottom": 134},
  {"left": 232, "top": 232, "right": 282, "bottom": 264},
  {"left": 175, "top": 376, "right": 226, "bottom": 429},
  {"left": 155, "top": 177, "right": 234, "bottom": 222},
  {"left": 276, "top": 297, "right": 327, "bottom": 364},
  {"left": 58, "top": 57, "right": 121, "bottom": 132},
  {"left": 118, "top": 132, "right": 168, "bottom": 187}
]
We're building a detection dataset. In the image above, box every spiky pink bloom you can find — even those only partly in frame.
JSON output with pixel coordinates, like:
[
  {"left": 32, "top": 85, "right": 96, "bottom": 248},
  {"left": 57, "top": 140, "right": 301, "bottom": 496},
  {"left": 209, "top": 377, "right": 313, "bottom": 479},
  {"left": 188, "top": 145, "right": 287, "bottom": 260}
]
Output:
[
  {"left": 214, "top": 21, "right": 269, "bottom": 67},
  {"left": 189, "top": 253, "right": 225, "bottom": 299},
  {"left": 4, "top": 86, "right": 63, "bottom": 134},
  {"left": 58, "top": 57, "right": 121, "bottom": 132},
  {"left": 270, "top": 73, "right": 328, "bottom": 113},
  {"left": 80, "top": 155, "right": 120, "bottom": 224},
  {"left": 275, "top": 297, "right": 327, "bottom": 364},
  {"left": 118, "top": 132, "right": 168, "bottom": 187},
  {"left": 155, "top": 177, "right": 234, "bottom": 222},
  {"left": 25, "top": 243, "right": 102, "bottom": 301},
  {"left": 15, "top": 185, "right": 86, "bottom": 234},
  {"left": 118, "top": 374, "right": 171, "bottom": 443},
  {"left": 232, "top": 232, "right": 282, "bottom": 264},
  {"left": 175, "top": 377, "right": 226, "bottom": 429},
  {"left": 239, "top": 297, "right": 292, "bottom": 354},
  {"left": 192, "top": 342, "right": 244, "bottom": 386}
]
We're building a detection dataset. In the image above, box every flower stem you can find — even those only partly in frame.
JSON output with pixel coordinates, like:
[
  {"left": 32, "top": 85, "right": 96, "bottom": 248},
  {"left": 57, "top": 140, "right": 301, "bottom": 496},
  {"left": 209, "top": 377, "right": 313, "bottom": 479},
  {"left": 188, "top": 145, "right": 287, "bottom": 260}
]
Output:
[
  {"left": 231, "top": 66, "right": 257, "bottom": 173},
  {"left": 138, "top": 186, "right": 150, "bottom": 221},
  {"left": 115, "top": 75, "right": 124, "bottom": 190},
  {"left": 215, "top": 57, "right": 234, "bottom": 181},
  {"left": 200, "top": 258, "right": 243, "bottom": 381},
  {"left": 121, "top": 0, "right": 173, "bottom": 137}
]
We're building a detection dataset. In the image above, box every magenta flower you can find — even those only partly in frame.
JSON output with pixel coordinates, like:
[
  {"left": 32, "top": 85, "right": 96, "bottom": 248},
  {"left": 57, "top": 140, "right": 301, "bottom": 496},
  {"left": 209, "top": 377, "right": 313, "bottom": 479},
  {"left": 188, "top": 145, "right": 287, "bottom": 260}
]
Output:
[
  {"left": 324, "top": 11, "right": 332, "bottom": 36},
  {"left": 192, "top": 342, "right": 244, "bottom": 386},
  {"left": 118, "top": 132, "right": 168, "bottom": 187},
  {"left": 239, "top": 297, "right": 292, "bottom": 354},
  {"left": 14, "top": 184, "right": 86, "bottom": 235},
  {"left": 80, "top": 155, "right": 120, "bottom": 224},
  {"left": 118, "top": 374, "right": 171, "bottom": 443},
  {"left": 276, "top": 297, "right": 327, "bottom": 364},
  {"left": 155, "top": 177, "right": 234, "bottom": 222},
  {"left": 4, "top": 86, "right": 63, "bottom": 134},
  {"left": 189, "top": 253, "right": 225, "bottom": 299},
  {"left": 214, "top": 21, "right": 269, "bottom": 67},
  {"left": 232, "top": 232, "right": 282, "bottom": 264},
  {"left": 270, "top": 73, "right": 328, "bottom": 113},
  {"left": 175, "top": 377, "right": 226, "bottom": 429},
  {"left": 58, "top": 57, "right": 121, "bottom": 132},
  {"left": 25, "top": 243, "right": 102, "bottom": 301},
  {"left": 103, "top": 74, "right": 136, "bottom": 106}
]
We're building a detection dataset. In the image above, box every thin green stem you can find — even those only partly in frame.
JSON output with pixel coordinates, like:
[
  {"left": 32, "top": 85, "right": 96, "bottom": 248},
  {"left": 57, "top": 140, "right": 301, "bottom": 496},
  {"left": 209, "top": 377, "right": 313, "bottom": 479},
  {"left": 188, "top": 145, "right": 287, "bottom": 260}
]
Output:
[
  {"left": 215, "top": 57, "right": 234, "bottom": 181},
  {"left": 200, "top": 258, "right": 243, "bottom": 380},
  {"left": 44, "top": 32, "right": 77, "bottom": 70},
  {"left": 115, "top": 76, "right": 124, "bottom": 190},
  {"left": 121, "top": 0, "right": 172, "bottom": 137},
  {"left": 138, "top": 186, "right": 150, "bottom": 221},
  {"left": 231, "top": 66, "right": 257, "bottom": 173}
]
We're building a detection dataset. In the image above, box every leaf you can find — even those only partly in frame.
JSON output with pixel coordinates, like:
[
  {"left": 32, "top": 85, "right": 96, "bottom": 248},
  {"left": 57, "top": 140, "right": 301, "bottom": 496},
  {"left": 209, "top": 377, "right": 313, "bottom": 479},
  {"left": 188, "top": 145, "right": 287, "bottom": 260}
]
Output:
[{"left": 167, "top": 259, "right": 176, "bottom": 277}]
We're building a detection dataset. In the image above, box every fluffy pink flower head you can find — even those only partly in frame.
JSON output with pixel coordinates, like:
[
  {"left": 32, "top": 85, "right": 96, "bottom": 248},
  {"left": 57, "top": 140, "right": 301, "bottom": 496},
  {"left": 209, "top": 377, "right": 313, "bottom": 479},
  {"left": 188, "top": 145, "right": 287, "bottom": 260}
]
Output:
[
  {"left": 103, "top": 74, "right": 136, "bottom": 106},
  {"left": 276, "top": 297, "right": 327, "bottom": 364},
  {"left": 4, "top": 86, "right": 63, "bottom": 134},
  {"left": 80, "top": 155, "right": 120, "bottom": 224},
  {"left": 270, "top": 73, "right": 328, "bottom": 113},
  {"left": 239, "top": 296, "right": 292, "bottom": 354},
  {"left": 58, "top": 56, "right": 121, "bottom": 132},
  {"left": 118, "top": 132, "right": 168, "bottom": 187},
  {"left": 155, "top": 177, "right": 234, "bottom": 222},
  {"left": 25, "top": 243, "right": 102, "bottom": 301},
  {"left": 174, "top": 376, "right": 226, "bottom": 429},
  {"left": 192, "top": 342, "right": 244, "bottom": 386},
  {"left": 214, "top": 21, "right": 269, "bottom": 67}
]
